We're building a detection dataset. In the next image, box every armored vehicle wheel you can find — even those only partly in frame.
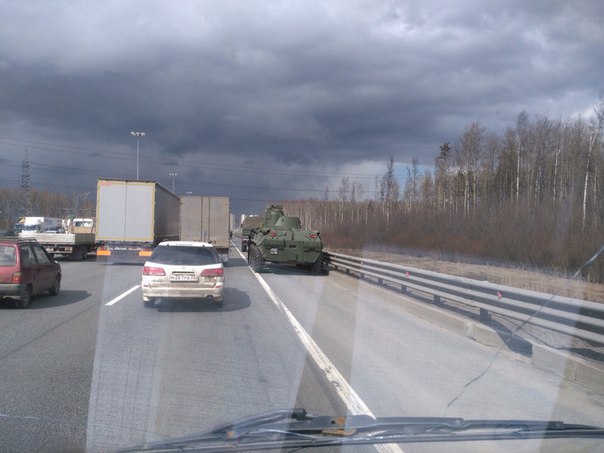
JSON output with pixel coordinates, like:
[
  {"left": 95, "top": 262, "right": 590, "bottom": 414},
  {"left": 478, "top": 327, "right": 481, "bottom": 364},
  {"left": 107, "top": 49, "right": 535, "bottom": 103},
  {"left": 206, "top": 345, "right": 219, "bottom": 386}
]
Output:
[
  {"left": 311, "top": 255, "right": 325, "bottom": 274},
  {"left": 248, "top": 244, "right": 263, "bottom": 272}
]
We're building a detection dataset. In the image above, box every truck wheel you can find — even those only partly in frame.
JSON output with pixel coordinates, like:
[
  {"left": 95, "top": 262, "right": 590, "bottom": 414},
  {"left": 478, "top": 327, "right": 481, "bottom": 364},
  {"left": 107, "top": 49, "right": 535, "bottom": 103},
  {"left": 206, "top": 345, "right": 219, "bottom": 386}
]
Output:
[
  {"left": 16, "top": 286, "right": 32, "bottom": 309},
  {"left": 248, "top": 244, "right": 263, "bottom": 272},
  {"left": 71, "top": 246, "right": 87, "bottom": 260},
  {"left": 49, "top": 276, "right": 61, "bottom": 296}
]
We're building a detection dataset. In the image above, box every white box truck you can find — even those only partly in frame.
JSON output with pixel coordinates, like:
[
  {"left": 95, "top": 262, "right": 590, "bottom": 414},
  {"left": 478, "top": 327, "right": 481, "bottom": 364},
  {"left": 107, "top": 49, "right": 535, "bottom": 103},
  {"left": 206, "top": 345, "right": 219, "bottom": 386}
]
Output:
[
  {"left": 179, "top": 196, "right": 230, "bottom": 262},
  {"left": 95, "top": 179, "right": 179, "bottom": 262}
]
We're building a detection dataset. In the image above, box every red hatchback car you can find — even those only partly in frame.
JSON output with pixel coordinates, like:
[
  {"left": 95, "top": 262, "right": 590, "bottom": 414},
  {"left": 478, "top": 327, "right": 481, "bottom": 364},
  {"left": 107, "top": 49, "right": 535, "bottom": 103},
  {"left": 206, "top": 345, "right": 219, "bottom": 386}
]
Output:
[{"left": 0, "top": 237, "right": 62, "bottom": 308}]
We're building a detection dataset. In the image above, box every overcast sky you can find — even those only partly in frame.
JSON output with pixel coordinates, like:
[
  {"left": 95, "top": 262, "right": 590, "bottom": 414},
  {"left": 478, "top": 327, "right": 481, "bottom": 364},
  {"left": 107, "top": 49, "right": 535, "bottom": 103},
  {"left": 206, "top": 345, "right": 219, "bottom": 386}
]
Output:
[{"left": 0, "top": 0, "right": 602, "bottom": 216}]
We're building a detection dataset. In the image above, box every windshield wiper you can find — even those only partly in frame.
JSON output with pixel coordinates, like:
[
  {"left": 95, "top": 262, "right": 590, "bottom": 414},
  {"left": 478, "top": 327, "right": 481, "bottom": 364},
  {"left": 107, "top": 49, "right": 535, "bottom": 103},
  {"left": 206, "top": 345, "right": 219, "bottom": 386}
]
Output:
[{"left": 119, "top": 408, "right": 604, "bottom": 452}]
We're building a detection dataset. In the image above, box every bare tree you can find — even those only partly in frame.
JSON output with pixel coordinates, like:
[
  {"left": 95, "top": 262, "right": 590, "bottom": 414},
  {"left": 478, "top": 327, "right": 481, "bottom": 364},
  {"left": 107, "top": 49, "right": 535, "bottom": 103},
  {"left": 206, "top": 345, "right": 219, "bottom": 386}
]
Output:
[
  {"left": 583, "top": 95, "right": 604, "bottom": 229},
  {"left": 435, "top": 142, "right": 452, "bottom": 214},
  {"left": 455, "top": 122, "right": 484, "bottom": 215},
  {"left": 515, "top": 111, "right": 529, "bottom": 203},
  {"left": 338, "top": 177, "right": 350, "bottom": 222},
  {"left": 380, "top": 155, "right": 400, "bottom": 228},
  {"left": 403, "top": 158, "right": 421, "bottom": 211}
]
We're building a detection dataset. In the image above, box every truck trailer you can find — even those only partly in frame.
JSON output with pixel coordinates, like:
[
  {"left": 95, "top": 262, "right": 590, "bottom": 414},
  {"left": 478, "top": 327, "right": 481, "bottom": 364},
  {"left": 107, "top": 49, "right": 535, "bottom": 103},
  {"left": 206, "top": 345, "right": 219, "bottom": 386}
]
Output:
[
  {"left": 240, "top": 215, "right": 262, "bottom": 252},
  {"left": 95, "top": 179, "right": 179, "bottom": 262},
  {"left": 179, "top": 196, "right": 231, "bottom": 262}
]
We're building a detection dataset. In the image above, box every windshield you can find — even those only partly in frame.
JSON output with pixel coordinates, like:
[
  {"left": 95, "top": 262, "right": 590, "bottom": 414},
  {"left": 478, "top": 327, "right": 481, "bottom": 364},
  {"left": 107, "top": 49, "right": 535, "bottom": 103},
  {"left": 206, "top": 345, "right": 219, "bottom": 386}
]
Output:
[
  {"left": 19, "top": 225, "right": 40, "bottom": 232},
  {"left": 150, "top": 246, "right": 219, "bottom": 266},
  {"left": 0, "top": 2, "right": 603, "bottom": 453}
]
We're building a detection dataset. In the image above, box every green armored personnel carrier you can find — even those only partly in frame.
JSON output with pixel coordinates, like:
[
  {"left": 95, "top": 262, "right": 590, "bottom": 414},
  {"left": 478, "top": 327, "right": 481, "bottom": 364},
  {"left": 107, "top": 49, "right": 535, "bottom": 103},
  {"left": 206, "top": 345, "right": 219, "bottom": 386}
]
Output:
[{"left": 247, "top": 205, "right": 325, "bottom": 273}]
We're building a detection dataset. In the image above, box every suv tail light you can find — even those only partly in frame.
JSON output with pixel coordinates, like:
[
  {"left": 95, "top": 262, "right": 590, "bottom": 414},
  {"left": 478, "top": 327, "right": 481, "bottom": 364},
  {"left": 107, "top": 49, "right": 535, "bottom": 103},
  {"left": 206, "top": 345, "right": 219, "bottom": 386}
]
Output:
[
  {"left": 201, "top": 268, "right": 224, "bottom": 277},
  {"left": 11, "top": 272, "right": 22, "bottom": 284},
  {"left": 143, "top": 266, "right": 166, "bottom": 276}
]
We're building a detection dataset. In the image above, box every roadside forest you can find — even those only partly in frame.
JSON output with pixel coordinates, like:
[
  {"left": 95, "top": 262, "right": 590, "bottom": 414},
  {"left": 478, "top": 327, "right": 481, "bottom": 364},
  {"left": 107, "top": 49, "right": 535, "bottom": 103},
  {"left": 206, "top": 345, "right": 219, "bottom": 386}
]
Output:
[
  {"left": 0, "top": 188, "right": 94, "bottom": 231},
  {"left": 283, "top": 99, "right": 604, "bottom": 283}
]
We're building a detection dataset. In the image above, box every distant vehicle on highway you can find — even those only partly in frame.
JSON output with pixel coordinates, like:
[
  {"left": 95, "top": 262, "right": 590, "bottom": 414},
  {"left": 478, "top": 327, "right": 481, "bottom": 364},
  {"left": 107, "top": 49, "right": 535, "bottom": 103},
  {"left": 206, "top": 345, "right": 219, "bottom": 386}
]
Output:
[
  {"left": 0, "top": 237, "right": 61, "bottom": 308},
  {"left": 246, "top": 205, "right": 324, "bottom": 273},
  {"left": 179, "top": 195, "right": 231, "bottom": 263},
  {"left": 18, "top": 216, "right": 97, "bottom": 260},
  {"left": 141, "top": 241, "right": 225, "bottom": 308},
  {"left": 240, "top": 214, "right": 262, "bottom": 252},
  {"left": 14, "top": 216, "right": 65, "bottom": 234}
]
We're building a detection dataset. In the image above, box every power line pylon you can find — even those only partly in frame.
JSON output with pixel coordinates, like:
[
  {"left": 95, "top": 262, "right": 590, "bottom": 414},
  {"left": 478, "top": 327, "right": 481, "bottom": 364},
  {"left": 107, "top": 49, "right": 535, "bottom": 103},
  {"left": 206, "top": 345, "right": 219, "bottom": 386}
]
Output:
[{"left": 18, "top": 150, "right": 32, "bottom": 218}]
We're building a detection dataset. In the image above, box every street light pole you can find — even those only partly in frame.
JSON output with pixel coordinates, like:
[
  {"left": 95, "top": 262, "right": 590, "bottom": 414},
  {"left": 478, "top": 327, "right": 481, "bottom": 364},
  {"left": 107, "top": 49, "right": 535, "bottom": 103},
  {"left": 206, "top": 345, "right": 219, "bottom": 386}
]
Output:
[
  {"left": 130, "top": 131, "right": 146, "bottom": 180},
  {"left": 169, "top": 172, "right": 178, "bottom": 193}
]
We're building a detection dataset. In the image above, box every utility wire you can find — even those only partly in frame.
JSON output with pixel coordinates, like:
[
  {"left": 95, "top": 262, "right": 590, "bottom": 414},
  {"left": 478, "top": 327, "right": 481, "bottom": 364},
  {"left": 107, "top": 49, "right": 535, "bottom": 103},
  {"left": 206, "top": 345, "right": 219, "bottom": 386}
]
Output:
[{"left": 0, "top": 135, "right": 413, "bottom": 181}]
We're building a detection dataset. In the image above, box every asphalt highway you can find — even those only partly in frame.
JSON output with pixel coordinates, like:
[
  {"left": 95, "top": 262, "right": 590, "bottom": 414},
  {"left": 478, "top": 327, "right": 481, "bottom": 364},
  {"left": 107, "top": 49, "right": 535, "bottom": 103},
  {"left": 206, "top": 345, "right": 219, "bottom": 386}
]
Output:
[{"left": 0, "top": 244, "right": 602, "bottom": 453}]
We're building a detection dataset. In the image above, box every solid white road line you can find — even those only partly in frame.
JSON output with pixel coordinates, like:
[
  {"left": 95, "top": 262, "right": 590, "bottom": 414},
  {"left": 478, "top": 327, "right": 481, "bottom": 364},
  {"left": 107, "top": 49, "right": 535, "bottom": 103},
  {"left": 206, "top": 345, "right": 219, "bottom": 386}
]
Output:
[
  {"left": 233, "top": 245, "right": 404, "bottom": 453},
  {"left": 105, "top": 285, "right": 140, "bottom": 306}
]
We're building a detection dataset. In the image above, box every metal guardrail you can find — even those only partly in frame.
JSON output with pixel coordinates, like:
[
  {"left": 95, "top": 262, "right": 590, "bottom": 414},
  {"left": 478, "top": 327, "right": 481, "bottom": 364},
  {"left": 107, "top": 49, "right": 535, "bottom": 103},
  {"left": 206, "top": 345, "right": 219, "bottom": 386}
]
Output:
[{"left": 324, "top": 251, "right": 604, "bottom": 345}]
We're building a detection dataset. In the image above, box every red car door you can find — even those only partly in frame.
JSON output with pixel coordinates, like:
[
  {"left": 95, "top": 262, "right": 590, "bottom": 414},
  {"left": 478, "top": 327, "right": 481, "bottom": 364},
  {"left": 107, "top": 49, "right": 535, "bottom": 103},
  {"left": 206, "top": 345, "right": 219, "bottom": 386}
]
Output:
[
  {"left": 19, "top": 245, "right": 40, "bottom": 294},
  {"left": 32, "top": 244, "right": 55, "bottom": 291}
]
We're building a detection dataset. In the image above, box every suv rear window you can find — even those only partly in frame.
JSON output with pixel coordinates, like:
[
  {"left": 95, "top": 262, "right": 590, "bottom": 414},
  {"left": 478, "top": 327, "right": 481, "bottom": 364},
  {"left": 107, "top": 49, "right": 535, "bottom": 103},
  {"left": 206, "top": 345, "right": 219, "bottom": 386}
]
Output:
[
  {"left": 151, "top": 246, "right": 218, "bottom": 266},
  {"left": 0, "top": 245, "right": 16, "bottom": 266}
]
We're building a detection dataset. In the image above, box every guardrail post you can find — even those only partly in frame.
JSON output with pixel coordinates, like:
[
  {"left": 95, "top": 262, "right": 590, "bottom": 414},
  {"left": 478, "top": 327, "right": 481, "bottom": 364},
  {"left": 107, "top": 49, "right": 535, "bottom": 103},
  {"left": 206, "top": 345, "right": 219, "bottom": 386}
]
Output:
[{"left": 479, "top": 308, "right": 490, "bottom": 323}]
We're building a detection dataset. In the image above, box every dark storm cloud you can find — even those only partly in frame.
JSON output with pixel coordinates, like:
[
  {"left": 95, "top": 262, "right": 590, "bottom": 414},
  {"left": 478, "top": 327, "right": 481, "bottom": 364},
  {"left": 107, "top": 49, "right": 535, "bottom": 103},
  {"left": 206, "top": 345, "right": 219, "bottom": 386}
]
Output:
[{"left": 0, "top": 0, "right": 602, "bottom": 213}]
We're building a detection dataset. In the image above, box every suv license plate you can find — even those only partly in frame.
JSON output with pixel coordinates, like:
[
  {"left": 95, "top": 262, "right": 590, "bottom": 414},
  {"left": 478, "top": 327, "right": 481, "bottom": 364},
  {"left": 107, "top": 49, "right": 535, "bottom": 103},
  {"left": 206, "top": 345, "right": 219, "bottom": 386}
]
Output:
[{"left": 270, "top": 248, "right": 278, "bottom": 255}]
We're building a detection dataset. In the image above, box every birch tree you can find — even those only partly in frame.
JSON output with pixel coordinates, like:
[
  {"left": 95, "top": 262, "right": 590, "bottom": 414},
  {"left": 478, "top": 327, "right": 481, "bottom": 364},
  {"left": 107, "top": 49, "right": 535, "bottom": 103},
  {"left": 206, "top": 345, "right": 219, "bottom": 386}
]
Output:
[{"left": 583, "top": 95, "right": 604, "bottom": 228}]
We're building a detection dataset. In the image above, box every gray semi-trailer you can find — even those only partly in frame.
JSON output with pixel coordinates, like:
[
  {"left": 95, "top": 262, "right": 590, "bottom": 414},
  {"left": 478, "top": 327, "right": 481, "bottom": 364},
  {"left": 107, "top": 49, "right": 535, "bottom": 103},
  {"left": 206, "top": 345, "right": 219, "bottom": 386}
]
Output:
[
  {"left": 179, "top": 196, "right": 230, "bottom": 262},
  {"left": 95, "top": 179, "right": 179, "bottom": 262}
]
